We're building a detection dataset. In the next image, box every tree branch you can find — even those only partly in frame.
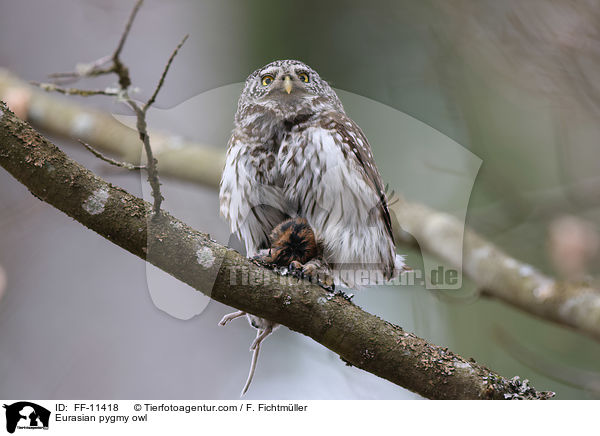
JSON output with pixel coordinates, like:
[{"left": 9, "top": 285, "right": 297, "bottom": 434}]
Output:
[
  {"left": 392, "top": 202, "right": 600, "bottom": 342},
  {"left": 31, "top": 0, "right": 188, "bottom": 217},
  {"left": 0, "top": 102, "right": 552, "bottom": 399},
  {"left": 46, "top": 0, "right": 144, "bottom": 88},
  {"left": 29, "top": 82, "right": 119, "bottom": 97},
  {"left": 4, "top": 69, "right": 598, "bottom": 344},
  {"left": 0, "top": 68, "right": 225, "bottom": 187}
]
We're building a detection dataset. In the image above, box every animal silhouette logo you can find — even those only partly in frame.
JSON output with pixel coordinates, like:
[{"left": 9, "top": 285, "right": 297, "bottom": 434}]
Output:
[{"left": 3, "top": 402, "right": 50, "bottom": 433}]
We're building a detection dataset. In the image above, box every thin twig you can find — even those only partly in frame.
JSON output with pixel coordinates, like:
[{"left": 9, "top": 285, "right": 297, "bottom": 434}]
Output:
[
  {"left": 78, "top": 140, "right": 145, "bottom": 170},
  {"left": 123, "top": 30, "right": 189, "bottom": 215},
  {"left": 44, "top": 0, "right": 143, "bottom": 89},
  {"left": 48, "top": 55, "right": 114, "bottom": 85},
  {"left": 31, "top": 82, "right": 119, "bottom": 97},
  {"left": 128, "top": 33, "right": 189, "bottom": 216},
  {"left": 34, "top": 0, "right": 187, "bottom": 218},
  {"left": 124, "top": 32, "right": 188, "bottom": 215},
  {"left": 144, "top": 34, "right": 189, "bottom": 112},
  {"left": 129, "top": 102, "right": 163, "bottom": 214},
  {"left": 110, "top": 0, "right": 144, "bottom": 90},
  {"left": 114, "top": 0, "right": 144, "bottom": 62},
  {"left": 1, "top": 67, "right": 227, "bottom": 188}
]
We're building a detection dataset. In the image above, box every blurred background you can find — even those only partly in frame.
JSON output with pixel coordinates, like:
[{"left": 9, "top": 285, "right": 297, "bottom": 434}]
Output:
[{"left": 1, "top": 0, "right": 599, "bottom": 399}]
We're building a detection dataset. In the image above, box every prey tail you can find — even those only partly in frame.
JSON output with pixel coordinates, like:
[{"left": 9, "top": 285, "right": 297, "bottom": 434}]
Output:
[{"left": 240, "top": 330, "right": 262, "bottom": 397}]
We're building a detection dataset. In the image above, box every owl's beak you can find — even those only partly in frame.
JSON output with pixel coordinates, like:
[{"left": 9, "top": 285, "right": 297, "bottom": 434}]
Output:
[{"left": 283, "top": 76, "right": 293, "bottom": 94}]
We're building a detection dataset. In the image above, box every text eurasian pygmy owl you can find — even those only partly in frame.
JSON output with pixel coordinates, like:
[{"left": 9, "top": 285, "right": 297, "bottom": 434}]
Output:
[{"left": 220, "top": 59, "right": 405, "bottom": 282}]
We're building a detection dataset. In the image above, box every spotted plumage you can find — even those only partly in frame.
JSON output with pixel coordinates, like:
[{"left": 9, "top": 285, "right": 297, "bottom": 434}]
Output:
[
  {"left": 218, "top": 60, "right": 405, "bottom": 395},
  {"left": 220, "top": 59, "right": 405, "bottom": 282}
]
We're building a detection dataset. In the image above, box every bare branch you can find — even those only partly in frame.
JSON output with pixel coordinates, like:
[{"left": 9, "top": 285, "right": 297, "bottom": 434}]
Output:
[
  {"left": 393, "top": 202, "right": 600, "bottom": 343},
  {"left": 48, "top": 55, "right": 114, "bottom": 85},
  {"left": 128, "top": 101, "right": 163, "bottom": 215},
  {"left": 78, "top": 140, "right": 145, "bottom": 170},
  {"left": 0, "top": 102, "right": 553, "bottom": 400},
  {"left": 44, "top": 0, "right": 143, "bottom": 89},
  {"left": 110, "top": 0, "right": 144, "bottom": 89},
  {"left": 42, "top": 0, "right": 142, "bottom": 88},
  {"left": 0, "top": 69, "right": 226, "bottom": 187},
  {"left": 40, "top": 0, "right": 143, "bottom": 90},
  {"left": 114, "top": 0, "right": 144, "bottom": 63},
  {"left": 132, "top": 32, "right": 188, "bottom": 214},
  {"left": 30, "top": 82, "right": 119, "bottom": 97},
  {"left": 32, "top": 0, "right": 184, "bottom": 217}
]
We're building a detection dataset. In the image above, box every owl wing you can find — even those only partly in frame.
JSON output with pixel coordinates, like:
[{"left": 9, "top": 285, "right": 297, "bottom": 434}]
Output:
[
  {"left": 279, "top": 111, "right": 393, "bottom": 241},
  {"left": 220, "top": 136, "right": 289, "bottom": 257},
  {"left": 324, "top": 114, "right": 394, "bottom": 244},
  {"left": 278, "top": 111, "right": 396, "bottom": 275}
]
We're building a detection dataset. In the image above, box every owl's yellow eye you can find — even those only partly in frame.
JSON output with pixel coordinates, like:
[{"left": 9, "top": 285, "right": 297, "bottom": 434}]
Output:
[
  {"left": 298, "top": 73, "right": 309, "bottom": 83},
  {"left": 261, "top": 75, "right": 274, "bottom": 86}
]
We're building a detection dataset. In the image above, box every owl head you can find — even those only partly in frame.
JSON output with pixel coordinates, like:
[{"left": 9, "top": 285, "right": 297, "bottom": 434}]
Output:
[{"left": 235, "top": 60, "right": 344, "bottom": 124}]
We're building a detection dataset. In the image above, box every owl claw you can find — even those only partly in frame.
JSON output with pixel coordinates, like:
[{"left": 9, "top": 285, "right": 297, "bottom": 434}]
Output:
[
  {"left": 252, "top": 249, "right": 271, "bottom": 261},
  {"left": 302, "top": 262, "right": 317, "bottom": 277},
  {"left": 289, "top": 260, "right": 303, "bottom": 271},
  {"left": 295, "top": 260, "right": 335, "bottom": 288}
]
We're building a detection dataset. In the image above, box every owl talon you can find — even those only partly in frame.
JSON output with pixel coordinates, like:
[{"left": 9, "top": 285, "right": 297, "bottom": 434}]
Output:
[
  {"left": 319, "top": 273, "right": 335, "bottom": 289},
  {"left": 302, "top": 262, "right": 317, "bottom": 277},
  {"left": 252, "top": 249, "right": 271, "bottom": 261},
  {"left": 298, "top": 259, "right": 334, "bottom": 288},
  {"left": 289, "top": 260, "right": 303, "bottom": 271}
]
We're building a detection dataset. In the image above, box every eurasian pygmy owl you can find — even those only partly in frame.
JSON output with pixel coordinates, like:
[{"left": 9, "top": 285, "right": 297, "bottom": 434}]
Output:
[
  {"left": 218, "top": 60, "right": 405, "bottom": 394},
  {"left": 220, "top": 59, "right": 404, "bottom": 282}
]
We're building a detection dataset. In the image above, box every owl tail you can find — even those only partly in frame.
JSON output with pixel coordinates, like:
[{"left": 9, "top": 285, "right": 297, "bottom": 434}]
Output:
[
  {"left": 333, "top": 254, "right": 410, "bottom": 289},
  {"left": 393, "top": 253, "right": 410, "bottom": 279}
]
